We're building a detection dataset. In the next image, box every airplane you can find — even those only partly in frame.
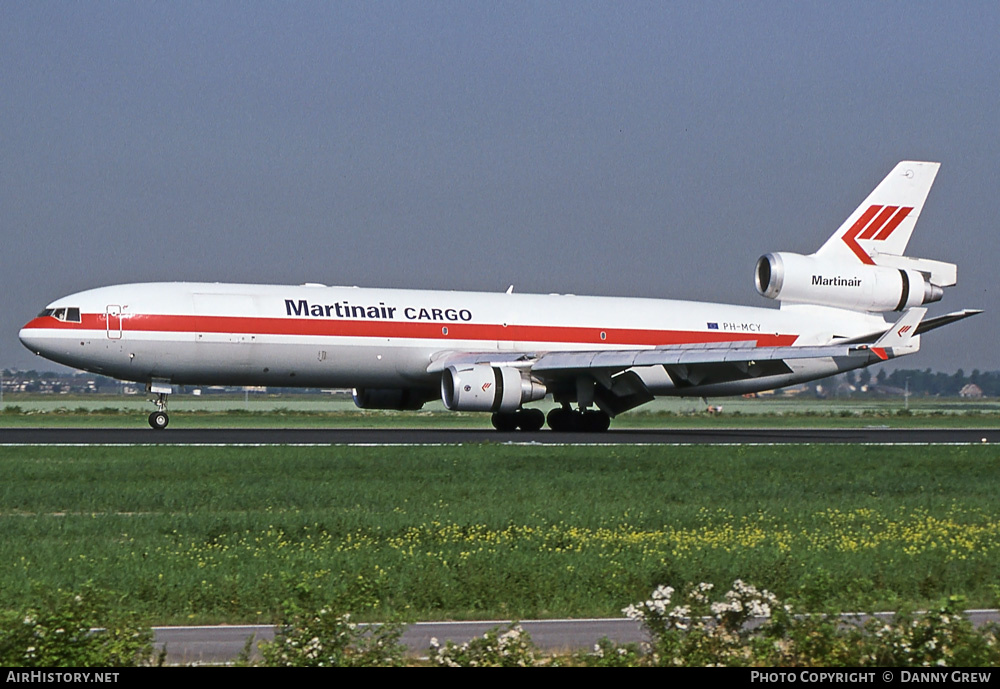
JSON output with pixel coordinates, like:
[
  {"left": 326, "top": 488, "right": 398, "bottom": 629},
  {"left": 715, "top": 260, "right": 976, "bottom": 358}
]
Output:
[{"left": 19, "top": 161, "right": 979, "bottom": 431}]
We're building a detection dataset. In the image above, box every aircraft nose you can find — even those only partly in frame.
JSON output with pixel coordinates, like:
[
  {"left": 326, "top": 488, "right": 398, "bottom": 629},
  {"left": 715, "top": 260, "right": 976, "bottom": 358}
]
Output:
[
  {"left": 19, "top": 326, "right": 40, "bottom": 353},
  {"left": 19, "top": 322, "right": 49, "bottom": 356}
]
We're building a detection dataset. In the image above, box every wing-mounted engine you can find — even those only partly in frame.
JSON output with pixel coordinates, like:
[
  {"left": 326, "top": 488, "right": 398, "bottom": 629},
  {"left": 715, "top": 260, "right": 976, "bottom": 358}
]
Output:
[
  {"left": 755, "top": 252, "right": 948, "bottom": 312},
  {"left": 441, "top": 365, "right": 546, "bottom": 412}
]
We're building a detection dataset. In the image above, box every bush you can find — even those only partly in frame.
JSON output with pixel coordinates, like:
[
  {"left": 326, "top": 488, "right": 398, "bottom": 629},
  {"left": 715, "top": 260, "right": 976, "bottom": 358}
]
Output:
[
  {"left": 614, "top": 581, "right": 1000, "bottom": 667},
  {"left": 429, "top": 623, "right": 539, "bottom": 667},
  {"left": 577, "top": 637, "right": 644, "bottom": 667},
  {"left": 257, "top": 605, "right": 405, "bottom": 667},
  {"left": 0, "top": 587, "right": 160, "bottom": 667}
]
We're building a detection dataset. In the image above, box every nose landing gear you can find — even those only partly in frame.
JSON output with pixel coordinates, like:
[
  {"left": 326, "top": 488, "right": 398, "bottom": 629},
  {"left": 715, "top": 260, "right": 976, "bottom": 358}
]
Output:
[
  {"left": 148, "top": 407, "right": 169, "bottom": 430},
  {"left": 146, "top": 381, "right": 172, "bottom": 430}
]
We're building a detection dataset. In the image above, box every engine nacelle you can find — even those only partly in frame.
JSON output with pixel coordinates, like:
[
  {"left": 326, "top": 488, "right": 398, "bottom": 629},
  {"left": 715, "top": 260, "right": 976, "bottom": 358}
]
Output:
[
  {"left": 352, "top": 387, "right": 434, "bottom": 411},
  {"left": 755, "top": 252, "right": 943, "bottom": 312},
  {"left": 441, "top": 365, "right": 547, "bottom": 412}
]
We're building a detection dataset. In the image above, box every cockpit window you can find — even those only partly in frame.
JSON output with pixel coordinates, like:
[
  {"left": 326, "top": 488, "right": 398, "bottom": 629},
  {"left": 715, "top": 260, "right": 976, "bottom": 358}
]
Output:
[{"left": 39, "top": 307, "right": 81, "bottom": 322}]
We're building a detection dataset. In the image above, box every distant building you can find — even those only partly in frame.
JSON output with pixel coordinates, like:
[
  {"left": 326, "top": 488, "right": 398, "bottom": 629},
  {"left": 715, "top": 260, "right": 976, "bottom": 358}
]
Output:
[{"left": 959, "top": 383, "right": 984, "bottom": 398}]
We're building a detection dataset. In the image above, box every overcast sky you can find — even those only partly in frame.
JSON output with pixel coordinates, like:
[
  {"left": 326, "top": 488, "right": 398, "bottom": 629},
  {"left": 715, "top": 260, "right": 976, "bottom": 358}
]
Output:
[{"left": 2, "top": 1, "right": 997, "bottom": 373}]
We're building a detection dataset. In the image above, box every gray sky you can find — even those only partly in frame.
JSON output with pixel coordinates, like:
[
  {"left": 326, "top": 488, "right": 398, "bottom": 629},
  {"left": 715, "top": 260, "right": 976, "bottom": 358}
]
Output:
[{"left": 2, "top": 1, "right": 997, "bottom": 373}]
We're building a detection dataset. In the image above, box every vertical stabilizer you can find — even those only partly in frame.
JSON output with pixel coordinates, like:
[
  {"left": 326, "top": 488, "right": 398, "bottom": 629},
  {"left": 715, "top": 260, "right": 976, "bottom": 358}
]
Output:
[{"left": 816, "top": 161, "right": 940, "bottom": 264}]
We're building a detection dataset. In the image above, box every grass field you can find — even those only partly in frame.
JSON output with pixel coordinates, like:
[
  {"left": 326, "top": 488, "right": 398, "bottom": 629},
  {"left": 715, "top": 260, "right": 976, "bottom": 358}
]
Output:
[{"left": 1, "top": 443, "right": 999, "bottom": 625}]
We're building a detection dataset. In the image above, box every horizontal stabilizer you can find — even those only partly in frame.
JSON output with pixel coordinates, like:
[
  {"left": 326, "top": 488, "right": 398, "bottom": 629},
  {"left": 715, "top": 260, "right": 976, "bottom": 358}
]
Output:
[
  {"left": 831, "top": 308, "right": 981, "bottom": 346},
  {"left": 916, "top": 308, "right": 983, "bottom": 334}
]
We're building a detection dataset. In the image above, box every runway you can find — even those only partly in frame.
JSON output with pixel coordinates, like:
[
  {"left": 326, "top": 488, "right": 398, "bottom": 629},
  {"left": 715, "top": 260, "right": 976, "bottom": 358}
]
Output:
[
  {"left": 154, "top": 618, "right": 648, "bottom": 664},
  {"left": 1, "top": 427, "right": 998, "bottom": 445},
  {"left": 156, "top": 610, "right": 1000, "bottom": 664}
]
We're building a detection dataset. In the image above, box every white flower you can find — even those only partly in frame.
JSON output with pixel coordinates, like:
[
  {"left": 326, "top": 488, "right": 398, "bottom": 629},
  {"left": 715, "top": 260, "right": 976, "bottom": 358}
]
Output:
[
  {"left": 652, "top": 585, "right": 674, "bottom": 602},
  {"left": 622, "top": 604, "right": 643, "bottom": 620}
]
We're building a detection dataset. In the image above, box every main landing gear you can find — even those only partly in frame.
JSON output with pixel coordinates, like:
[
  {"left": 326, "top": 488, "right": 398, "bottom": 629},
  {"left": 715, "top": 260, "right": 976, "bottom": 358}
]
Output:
[
  {"left": 491, "top": 407, "right": 546, "bottom": 432},
  {"left": 546, "top": 406, "right": 611, "bottom": 433},
  {"left": 490, "top": 406, "right": 612, "bottom": 432}
]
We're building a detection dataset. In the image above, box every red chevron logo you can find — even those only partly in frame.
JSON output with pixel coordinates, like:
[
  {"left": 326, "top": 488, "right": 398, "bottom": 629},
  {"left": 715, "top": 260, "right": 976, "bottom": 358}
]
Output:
[
  {"left": 897, "top": 325, "right": 913, "bottom": 337},
  {"left": 842, "top": 205, "right": 913, "bottom": 264}
]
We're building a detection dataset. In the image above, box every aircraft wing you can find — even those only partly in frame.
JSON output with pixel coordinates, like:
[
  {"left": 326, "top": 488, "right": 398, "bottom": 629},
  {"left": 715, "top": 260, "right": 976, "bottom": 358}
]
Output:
[
  {"left": 428, "top": 308, "right": 951, "bottom": 376},
  {"left": 429, "top": 341, "right": 898, "bottom": 376},
  {"left": 530, "top": 342, "right": 889, "bottom": 371},
  {"left": 426, "top": 308, "right": 949, "bottom": 415},
  {"left": 427, "top": 340, "right": 902, "bottom": 416}
]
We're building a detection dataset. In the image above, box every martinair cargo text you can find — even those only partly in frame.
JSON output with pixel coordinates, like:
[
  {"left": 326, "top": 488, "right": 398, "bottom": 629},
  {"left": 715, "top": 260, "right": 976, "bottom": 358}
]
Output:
[{"left": 20, "top": 162, "right": 979, "bottom": 431}]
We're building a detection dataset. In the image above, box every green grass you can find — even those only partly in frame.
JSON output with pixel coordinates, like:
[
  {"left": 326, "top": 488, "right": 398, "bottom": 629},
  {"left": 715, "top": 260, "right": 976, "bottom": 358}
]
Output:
[{"left": 1, "top": 444, "right": 999, "bottom": 625}]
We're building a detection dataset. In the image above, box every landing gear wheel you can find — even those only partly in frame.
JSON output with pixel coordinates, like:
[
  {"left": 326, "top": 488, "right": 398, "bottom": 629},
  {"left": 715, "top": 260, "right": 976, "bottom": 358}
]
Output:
[
  {"left": 547, "top": 407, "right": 610, "bottom": 432},
  {"left": 491, "top": 412, "right": 519, "bottom": 432},
  {"left": 148, "top": 411, "right": 169, "bottom": 430},
  {"left": 582, "top": 410, "right": 611, "bottom": 433},
  {"left": 516, "top": 408, "right": 545, "bottom": 432},
  {"left": 546, "top": 407, "right": 578, "bottom": 432}
]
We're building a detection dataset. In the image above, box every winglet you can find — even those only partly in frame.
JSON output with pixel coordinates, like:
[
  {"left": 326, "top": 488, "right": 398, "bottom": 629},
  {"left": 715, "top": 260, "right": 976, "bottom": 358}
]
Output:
[{"left": 870, "top": 307, "right": 927, "bottom": 359}]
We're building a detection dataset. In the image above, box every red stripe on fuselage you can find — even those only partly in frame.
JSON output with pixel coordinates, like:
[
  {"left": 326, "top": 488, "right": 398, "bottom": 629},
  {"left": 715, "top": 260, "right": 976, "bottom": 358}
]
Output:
[{"left": 22, "top": 314, "right": 799, "bottom": 347}]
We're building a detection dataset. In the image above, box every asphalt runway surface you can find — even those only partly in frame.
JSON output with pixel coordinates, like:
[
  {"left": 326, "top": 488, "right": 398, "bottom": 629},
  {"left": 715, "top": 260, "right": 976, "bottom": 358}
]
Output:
[
  {"left": 2, "top": 427, "right": 999, "bottom": 445},
  {"left": 157, "top": 611, "right": 1000, "bottom": 665},
  {"left": 155, "top": 618, "right": 649, "bottom": 665}
]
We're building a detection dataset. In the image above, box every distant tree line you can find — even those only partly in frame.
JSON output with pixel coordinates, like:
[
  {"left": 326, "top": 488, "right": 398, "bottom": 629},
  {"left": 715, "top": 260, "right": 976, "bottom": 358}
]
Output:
[
  {"left": 839, "top": 368, "right": 999, "bottom": 397},
  {"left": 882, "top": 368, "right": 998, "bottom": 397}
]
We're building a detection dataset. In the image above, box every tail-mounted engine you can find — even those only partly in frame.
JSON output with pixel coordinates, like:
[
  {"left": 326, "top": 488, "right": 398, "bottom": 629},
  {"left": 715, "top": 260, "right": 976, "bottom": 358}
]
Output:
[
  {"left": 441, "top": 365, "right": 547, "bottom": 412},
  {"left": 755, "top": 252, "right": 945, "bottom": 312}
]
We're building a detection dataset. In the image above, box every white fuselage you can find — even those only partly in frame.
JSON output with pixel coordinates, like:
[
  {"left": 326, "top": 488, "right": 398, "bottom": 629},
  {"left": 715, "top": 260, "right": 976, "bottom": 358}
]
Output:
[{"left": 19, "top": 282, "right": 889, "bottom": 398}]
